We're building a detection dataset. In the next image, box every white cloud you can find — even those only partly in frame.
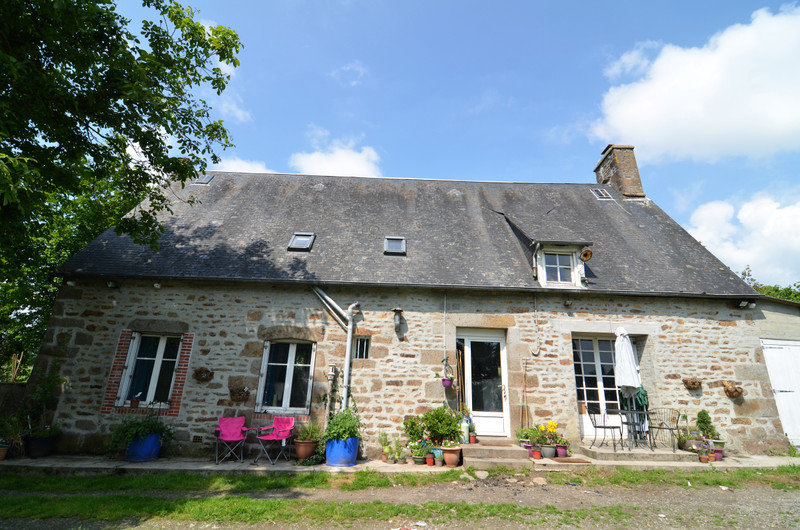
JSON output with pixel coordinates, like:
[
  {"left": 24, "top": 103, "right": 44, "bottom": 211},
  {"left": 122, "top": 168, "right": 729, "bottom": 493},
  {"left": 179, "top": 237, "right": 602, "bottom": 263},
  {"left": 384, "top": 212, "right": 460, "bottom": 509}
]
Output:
[
  {"left": 211, "top": 156, "right": 275, "bottom": 173},
  {"left": 592, "top": 6, "right": 800, "bottom": 163},
  {"left": 687, "top": 194, "right": 800, "bottom": 285},
  {"left": 219, "top": 94, "right": 251, "bottom": 123},
  {"left": 603, "top": 40, "right": 661, "bottom": 80},
  {"left": 289, "top": 126, "right": 381, "bottom": 177},
  {"left": 330, "top": 61, "right": 368, "bottom": 87}
]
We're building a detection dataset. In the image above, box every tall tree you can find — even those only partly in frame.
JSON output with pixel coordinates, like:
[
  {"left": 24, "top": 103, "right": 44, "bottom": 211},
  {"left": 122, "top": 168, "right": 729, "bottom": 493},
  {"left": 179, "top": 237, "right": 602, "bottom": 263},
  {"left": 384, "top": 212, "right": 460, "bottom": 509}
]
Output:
[{"left": 0, "top": 0, "right": 242, "bottom": 379}]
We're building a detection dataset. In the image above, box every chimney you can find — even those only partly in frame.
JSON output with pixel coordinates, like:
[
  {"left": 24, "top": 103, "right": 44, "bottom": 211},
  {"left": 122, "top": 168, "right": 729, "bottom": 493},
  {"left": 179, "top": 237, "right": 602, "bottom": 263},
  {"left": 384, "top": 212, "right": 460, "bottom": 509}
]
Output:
[{"left": 593, "top": 145, "right": 645, "bottom": 197}]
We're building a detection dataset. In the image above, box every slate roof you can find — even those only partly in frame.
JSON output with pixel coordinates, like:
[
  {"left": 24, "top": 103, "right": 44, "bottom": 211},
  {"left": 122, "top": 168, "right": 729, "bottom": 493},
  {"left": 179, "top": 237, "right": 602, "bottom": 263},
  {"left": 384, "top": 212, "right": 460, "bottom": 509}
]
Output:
[{"left": 59, "top": 172, "right": 756, "bottom": 298}]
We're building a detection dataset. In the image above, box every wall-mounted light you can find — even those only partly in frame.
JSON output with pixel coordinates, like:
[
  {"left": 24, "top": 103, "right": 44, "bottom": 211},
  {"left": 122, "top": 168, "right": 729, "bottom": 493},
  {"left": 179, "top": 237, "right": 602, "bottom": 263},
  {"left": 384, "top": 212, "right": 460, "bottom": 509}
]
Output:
[
  {"left": 738, "top": 300, "right": 748, "bottom": 308},
  {"left": 391, "top": 307, "right": 404, "bottom": 332},
  {"left": 153, "top": 282, "right": 162, "bottom": 289},
  {"left": 106, "top": 280, "right": 118, "bottom": 289},
  {"left": 327, "top": 364, "right": 337, "bottom": 382},
  {"left": 738, "top": 300, "right": 757, "bottom": 309},
  {"left": 748, "top": 302, "right": 757, "bottom": 309},
  {"left": 65, "top": 280, "right": 77, "bottom": 287},
  {"left": 563, "top": 297, "right": 572, "bottom": 307}
]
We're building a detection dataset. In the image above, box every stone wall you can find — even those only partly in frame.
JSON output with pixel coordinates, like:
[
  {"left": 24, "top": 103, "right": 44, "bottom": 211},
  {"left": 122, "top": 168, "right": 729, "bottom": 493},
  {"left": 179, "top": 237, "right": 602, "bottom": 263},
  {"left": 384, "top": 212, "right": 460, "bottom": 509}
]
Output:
[{"left": 38, "top": 278, "right": 791, "bottom": 457}]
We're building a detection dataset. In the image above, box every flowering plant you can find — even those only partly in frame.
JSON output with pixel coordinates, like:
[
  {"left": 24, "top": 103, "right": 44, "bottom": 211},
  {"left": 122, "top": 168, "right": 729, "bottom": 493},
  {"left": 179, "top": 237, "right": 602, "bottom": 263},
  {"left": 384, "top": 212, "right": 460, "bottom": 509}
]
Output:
[
  {"left": 408, "top": 439, "right": 428, "bottom": 457},
  {"left": 690, "top": 436, "right": 712, "bottom": 455},
  {"left": 441, "top": 439, "right": 460, "bottom": 448},
  {"left": 533, "top": 421, "right": 563, "bottom": 445}
]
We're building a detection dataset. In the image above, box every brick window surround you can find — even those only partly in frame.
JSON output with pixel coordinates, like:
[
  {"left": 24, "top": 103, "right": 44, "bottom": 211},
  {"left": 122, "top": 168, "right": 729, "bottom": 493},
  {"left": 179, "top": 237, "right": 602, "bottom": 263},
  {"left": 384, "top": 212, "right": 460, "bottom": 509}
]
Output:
[{"left": 101, "top": 330, "right": 194, "bottom": 417}]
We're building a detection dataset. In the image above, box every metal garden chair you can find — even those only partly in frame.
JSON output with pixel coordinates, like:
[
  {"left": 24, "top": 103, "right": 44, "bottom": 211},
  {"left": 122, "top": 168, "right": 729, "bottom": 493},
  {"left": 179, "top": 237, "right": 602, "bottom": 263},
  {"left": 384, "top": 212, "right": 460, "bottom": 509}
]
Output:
[
  {"left": 646, "top": 408, "right": 680, "bottom": 452},
  {"left": 587, "top": 403, "right": 622, "bottom": 452}
]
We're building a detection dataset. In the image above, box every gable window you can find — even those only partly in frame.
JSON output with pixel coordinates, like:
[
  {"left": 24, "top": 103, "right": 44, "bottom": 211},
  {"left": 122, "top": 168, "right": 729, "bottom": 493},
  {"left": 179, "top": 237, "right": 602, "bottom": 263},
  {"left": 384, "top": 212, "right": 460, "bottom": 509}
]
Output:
[
  {"left": 257, "top": 341, "right": 316, "bottom": 413},
  {"left": 384, "top": 236, "right": 407, "bottom": 255},
  {"left": 545, "top": 252, "right": 573, "bottom": 283},
  {"left": 355, "top": 336, "right": 370, "bottom": 359},
  {"left": 118, "top": 334, "right": 181, "bottom": 406},
  {"left": 288, "top": 232, "right": 315, "bottom": 251}
]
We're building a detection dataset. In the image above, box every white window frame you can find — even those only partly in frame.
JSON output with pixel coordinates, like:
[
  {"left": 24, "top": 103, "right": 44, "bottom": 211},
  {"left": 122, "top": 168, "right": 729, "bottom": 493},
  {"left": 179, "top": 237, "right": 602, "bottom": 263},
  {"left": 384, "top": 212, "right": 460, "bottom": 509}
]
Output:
[
  {"left": 256, "top": 341, "right": 317, "bottom": 414},
  {"left": 116, "top": 333, "right": 181, "bottom": 407},
  {"left": 536, "top": 246, "right": 585, "bottom": 288}
]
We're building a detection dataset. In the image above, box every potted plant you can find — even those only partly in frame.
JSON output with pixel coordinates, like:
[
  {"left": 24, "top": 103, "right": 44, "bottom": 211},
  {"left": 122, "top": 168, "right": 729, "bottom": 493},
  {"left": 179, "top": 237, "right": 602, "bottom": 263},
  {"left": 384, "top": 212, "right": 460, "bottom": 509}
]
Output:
[
  {"left": 556, "top": 433, "right": 570, "bottom": 457},
  {"left": 421, "top": 406, "right": 462, "bottom": 446},
  {"left": 107, "top": 411, "right": 173, "bottom": 462},
  {"left": 435, "top": 356, "right": 456, "bottom": 388},
  {"left": 294, "top": 420, "right": 321, "bottom": 461},
  {"left": 390, "top": 437, "right": 406, "bottom": 464},
  {"left": 441, "top": 438, "right": 461, "bottom": 467},
  {"left": 0, "top": 414, "right": 24, "bottom": 460},
  {"left": 322, "top": 407, "right": 361, "bottom": 467},
  {"left": 378, "top": 430, "right": 390, "bottom": 462},
  {"left": 24, "top": 361, "right": 65, "bottom": 458},
  {"left": 408, "top": 439, "right": 428, "bottom": 464},
  {"left": 536, "top": 421, "right": 561, "bottom": 458},
  {"left": 468, "top": 422, "right": 477, "bottom": 444}
]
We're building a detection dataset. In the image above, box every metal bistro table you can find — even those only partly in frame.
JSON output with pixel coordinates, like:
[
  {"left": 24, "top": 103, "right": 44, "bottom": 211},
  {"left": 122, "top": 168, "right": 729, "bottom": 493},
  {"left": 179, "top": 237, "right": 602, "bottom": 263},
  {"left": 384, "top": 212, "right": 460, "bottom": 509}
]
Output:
[{"left": 607, "top": 409, "right": 653, "bottom": 451}]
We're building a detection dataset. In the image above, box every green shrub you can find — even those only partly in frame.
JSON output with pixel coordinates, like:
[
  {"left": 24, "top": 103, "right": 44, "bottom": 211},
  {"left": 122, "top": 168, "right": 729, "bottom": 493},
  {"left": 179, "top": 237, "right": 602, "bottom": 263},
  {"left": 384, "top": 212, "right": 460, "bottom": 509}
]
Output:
[
  {"left": 696, "top": 409, "right": 719, "bottom": 439},
  {"left": 107, "top": 412, "right": 174, "bottom": 457},
  {"left": 421, "top": 406, "right": 462, "bottom": 445},
  {"left": 402, "top": 415, "right": 426, "bottom": 442},
  {"left": 322, "top": 407, "right": 361, "bottom": 441}
]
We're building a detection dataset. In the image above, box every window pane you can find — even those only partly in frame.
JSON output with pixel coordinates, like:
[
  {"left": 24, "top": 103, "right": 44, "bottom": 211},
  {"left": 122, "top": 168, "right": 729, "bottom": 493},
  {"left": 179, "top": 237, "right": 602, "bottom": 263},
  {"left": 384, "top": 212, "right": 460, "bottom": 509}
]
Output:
[
  {"left": 584, "top": 364, "right": 596, "bottom": 376},
  {"left": 576, "top": 388, "right": 585, "bottom": 401},
  {"left": 163, "top": 337, "right": 181, "bottom": 360},
  {"left": 581, "top": 350, "right": 595, "bottom": 364},
  {"left": 289, "top": 365, "right": 311, "bottom": 408},
  {"left": 545, "top": 266, "right": 558, "bottom": 282},
  {"left": 580, "top": 339, "right": 593, "bottom": 351},
  {"left": 269, "top": 343, "right": 290, "bottom": 364},
  {"left": 262, "top": 365, "right": 287, "bottom": 407},
  {"left": 544, "top": 253, "right": 558, "bottom": 266},
  {"left": 584, "top": 376, "right": 597, "bottom": 388},
  {"left": 585, "top": 389, "right": 599, "bottom": 401},
  {"left": 128, "top": 359, "right": 154, "bottom": 399},
  {"left": 598, "top": 340, "right": 613, "bottom": 351},
  {"left": 604, "top": 389, "right": 619, "bottom": 403},
  {"left": 137, "top": 336, "right": 161, "bottom": 359},
  {"left": 557, "top": 254, "right": 571, "bottom": 266},
  {"left": 574, "top": 363, "right": 582, "bottom": 375},
  {"left": 603, "top": 376, "right": 616, "bottom": 388},
  {"left": 154, "top": 360, "right": 176, "bottom": 401},
  {"left": 294, "top": 343, "right": 313, "bottom": 365},
  {"left": 600, "top": 351, "right": 613, "bottom": 364}
]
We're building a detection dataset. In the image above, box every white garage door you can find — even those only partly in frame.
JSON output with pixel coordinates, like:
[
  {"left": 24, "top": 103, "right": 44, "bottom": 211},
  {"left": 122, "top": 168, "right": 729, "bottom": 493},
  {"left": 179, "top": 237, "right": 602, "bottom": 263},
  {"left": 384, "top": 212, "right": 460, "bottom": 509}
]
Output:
[{"left": 761, "top": 339, "right": 800, "bottom": 446}]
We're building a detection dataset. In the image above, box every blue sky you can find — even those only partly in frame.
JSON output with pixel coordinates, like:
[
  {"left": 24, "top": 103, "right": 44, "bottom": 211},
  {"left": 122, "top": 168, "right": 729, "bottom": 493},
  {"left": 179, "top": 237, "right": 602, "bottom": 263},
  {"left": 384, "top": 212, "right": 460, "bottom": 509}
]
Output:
[{"left": 121, "top": 1, "right": 800, "bottom": 286}]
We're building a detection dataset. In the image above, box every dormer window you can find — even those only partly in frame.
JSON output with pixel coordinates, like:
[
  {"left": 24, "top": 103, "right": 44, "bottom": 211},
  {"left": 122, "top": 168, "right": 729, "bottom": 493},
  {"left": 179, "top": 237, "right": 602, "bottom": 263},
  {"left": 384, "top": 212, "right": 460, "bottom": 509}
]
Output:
[
  {"left": 545, "top": 252, "right": 573, "bottom": 283},
  {"left": 384, "top": 236, "right": 406, "bottom": 255},
  {"left": 534, "top": 242, "right": 591, "bottom": 288},
  {"left": 288, "top": 232, "right": 315, "bottom": 251}
]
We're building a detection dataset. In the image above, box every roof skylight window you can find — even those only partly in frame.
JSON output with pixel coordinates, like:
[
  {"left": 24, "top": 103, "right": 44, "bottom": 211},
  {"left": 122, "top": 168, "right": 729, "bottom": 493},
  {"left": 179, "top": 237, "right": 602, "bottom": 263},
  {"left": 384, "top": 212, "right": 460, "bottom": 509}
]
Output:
[
  {"left": 193, "top": 173, "right": 215, "bottom": 185},
  {"left": 288, "top": 232, "right": 315, "bottom": 251},
  {"left": 591, "top": 188, "right": 613, "bottom": 200},
  {"left": 384, "top": 236, "right": 407, "bottom": 255}
]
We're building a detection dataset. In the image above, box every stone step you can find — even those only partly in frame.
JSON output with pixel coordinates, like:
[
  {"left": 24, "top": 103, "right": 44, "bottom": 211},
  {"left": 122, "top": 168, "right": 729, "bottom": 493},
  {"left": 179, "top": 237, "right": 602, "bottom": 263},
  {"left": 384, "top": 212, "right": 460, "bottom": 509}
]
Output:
[
  {"left": 463, "top": 456, "right": 533, "bottom": 470},
  {"left": 462, "top": 442, "right": 528, "bottom": 460},
  {"left": 579, "top": 444, "right": 698, "bottom": 462}
]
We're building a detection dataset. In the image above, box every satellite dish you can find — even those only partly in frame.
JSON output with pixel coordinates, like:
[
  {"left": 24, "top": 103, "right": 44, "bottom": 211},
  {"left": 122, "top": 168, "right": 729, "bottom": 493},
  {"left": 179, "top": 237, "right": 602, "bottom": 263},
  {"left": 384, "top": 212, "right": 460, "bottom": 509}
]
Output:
[{"left": 580, "top": 249, "right": 593, "bottom": 262}]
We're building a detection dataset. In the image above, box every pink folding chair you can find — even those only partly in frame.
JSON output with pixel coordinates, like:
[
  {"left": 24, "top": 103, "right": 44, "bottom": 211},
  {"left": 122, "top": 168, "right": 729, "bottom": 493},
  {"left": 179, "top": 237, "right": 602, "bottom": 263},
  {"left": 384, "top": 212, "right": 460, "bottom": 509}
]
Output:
[
  {"left": 254, "top": 416, "right": 295, "bottom": 464},
  {"left": 215, "top": 416, "right": 249, "bottom": 464}
]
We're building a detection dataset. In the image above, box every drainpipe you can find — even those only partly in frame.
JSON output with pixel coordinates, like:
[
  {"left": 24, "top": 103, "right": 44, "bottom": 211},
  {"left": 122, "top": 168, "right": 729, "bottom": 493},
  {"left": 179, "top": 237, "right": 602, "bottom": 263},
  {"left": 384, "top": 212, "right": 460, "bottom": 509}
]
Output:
[
  {"left": 312, "top": 287, "right": 360, "bottom": 409},
  {"left": 342, "top": 301, "right": 360, "bottom": 409}
]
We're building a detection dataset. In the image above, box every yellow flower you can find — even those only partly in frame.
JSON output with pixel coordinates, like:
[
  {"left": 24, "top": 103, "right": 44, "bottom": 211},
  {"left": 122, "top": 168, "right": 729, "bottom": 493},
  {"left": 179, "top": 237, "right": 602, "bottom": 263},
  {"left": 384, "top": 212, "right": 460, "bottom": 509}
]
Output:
[
  {"left": 547, "top": 420, "right": 558, "bottom": 433},
  {"left": 538, "top": 425, "right": 545, "bottom": 431}
]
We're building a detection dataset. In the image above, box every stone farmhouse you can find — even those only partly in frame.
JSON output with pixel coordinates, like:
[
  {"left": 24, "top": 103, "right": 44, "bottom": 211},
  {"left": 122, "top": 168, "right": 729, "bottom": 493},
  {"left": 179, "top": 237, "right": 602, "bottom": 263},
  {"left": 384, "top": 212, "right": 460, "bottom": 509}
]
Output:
[{"left": 36, "top": 144, "right": 798, "bottom": 457}]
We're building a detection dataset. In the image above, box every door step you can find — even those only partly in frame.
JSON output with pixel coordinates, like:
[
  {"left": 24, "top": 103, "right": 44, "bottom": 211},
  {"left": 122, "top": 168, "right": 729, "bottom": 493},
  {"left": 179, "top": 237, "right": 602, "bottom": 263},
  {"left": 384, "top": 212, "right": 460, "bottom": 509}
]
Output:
[{"left": 461, "top": 438, "right": 531, "bottom": 470}]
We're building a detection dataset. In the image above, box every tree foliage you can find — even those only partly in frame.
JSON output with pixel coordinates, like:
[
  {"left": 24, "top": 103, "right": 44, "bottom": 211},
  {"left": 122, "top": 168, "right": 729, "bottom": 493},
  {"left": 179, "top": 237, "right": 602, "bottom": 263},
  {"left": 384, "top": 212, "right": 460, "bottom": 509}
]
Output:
[
  {"left": 740, "top": 266, "right": 800, "bottom": 303},
  {"left": 0, "top": 0, "right": 241, "bottom": 379}
]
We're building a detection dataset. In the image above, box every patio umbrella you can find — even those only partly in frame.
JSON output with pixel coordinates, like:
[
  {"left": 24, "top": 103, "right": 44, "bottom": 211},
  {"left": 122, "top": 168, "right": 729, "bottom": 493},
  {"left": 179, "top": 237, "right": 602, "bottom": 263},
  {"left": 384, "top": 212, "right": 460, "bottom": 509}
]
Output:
[{"left": 614, "top": 327, "right": 641, "bottom": 405}]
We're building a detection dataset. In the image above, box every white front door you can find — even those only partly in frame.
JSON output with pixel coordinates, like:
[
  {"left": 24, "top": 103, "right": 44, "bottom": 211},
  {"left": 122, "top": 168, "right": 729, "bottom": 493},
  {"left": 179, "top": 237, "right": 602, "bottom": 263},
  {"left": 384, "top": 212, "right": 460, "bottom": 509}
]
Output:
[
  {"left": 762, "top": 339, "right": 800, "bottom": 445},
  {"left": 458, "top": 329, "right": 509, "bottom": 437}
]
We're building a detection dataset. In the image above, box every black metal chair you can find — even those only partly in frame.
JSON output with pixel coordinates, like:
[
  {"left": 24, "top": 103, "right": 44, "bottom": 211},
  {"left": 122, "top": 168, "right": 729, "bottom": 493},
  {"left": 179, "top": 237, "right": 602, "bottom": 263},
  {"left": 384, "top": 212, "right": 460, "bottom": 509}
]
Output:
[
  {"left": 587, "top": 404, "right": 622, "bottom": 452},
  {"left": 647, "top": 408, "right": 680, "bottom": 452}
]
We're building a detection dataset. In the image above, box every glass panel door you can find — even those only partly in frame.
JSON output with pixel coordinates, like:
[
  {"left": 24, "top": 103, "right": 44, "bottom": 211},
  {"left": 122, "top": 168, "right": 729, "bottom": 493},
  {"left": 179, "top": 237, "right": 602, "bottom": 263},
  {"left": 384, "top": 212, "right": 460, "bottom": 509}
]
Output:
[{"left": 460, "top": 329, "right": 508, "bottom": 437}]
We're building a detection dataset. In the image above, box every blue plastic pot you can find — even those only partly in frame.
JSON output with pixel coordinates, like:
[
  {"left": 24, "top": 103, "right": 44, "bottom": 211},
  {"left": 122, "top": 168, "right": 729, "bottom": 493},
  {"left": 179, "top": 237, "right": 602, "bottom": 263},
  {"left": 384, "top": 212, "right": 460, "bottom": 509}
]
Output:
[
  {"left": 325, "top": 437, "right": 359, "bottom": 467},
  {"left": 125, "top": 433, "right": 162, "bottom": 462}
]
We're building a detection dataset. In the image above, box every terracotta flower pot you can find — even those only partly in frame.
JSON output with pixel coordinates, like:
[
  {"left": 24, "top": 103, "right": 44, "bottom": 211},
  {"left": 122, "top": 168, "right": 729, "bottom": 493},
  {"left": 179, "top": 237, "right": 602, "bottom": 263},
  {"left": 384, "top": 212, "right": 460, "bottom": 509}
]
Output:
[
  {"left": 699, "top": 454, "right": 709, "bottom": 463},
  {"left": 295, "top": 439, "right": 318, "bottom": 461},
  {"left": 442, "top": 446, "right": 461, "bottom": 467},
  {"left": 469, "top": 434, "right": 477, "bottom": 444}
]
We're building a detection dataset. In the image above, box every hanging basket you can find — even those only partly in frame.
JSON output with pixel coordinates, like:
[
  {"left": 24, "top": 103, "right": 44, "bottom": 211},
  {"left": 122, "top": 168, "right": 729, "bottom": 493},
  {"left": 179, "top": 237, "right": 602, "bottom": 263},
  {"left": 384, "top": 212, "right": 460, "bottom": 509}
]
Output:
[
  {"left": 230, "top": 388, "right": 250, "bottom": 402},
  {"left": 682, "top": 377, "right": 702, "bottom": 390},
  {"left": 193, "top": 367, "right": 214, "bottom": 382},
  {"left": 723, "top": 381, "right": 744, "bottom": 399}
]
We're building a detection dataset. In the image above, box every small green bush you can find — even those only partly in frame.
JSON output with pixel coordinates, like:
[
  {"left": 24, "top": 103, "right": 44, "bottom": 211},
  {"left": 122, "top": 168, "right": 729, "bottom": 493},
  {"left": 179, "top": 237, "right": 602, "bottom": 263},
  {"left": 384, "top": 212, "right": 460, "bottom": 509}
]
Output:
[
  {"left": 322, "top": 408, "right": 361, "bottom": 441},
  {"left": 107, "top": 412, "right": 174, "bottom": 457},
  {"left": 421, "top": 406, "right": 462, "bottom": 445},
  {"left": 696, "top": 409, "right": 719, "bottom": 439},
  {"left": 402, "top": 415, "right": 426, "bottom": 442}
]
